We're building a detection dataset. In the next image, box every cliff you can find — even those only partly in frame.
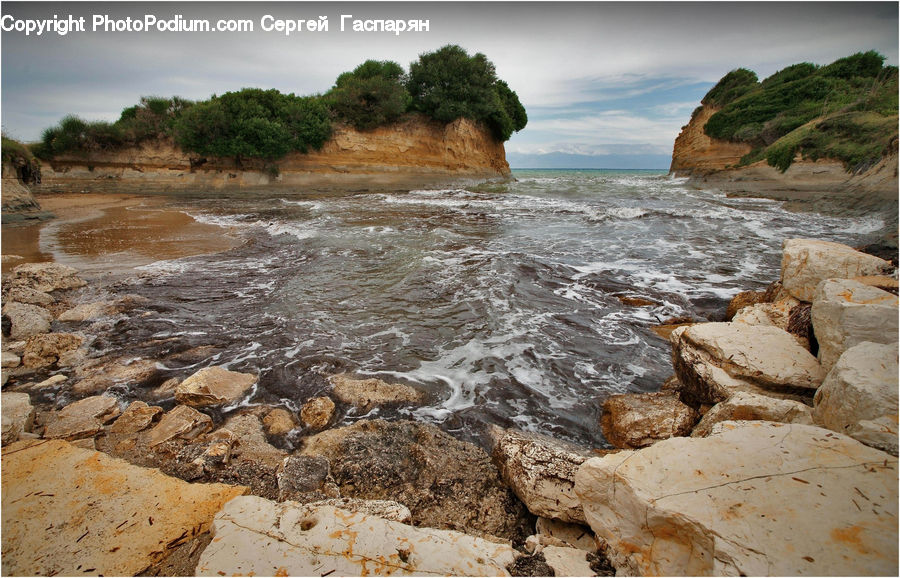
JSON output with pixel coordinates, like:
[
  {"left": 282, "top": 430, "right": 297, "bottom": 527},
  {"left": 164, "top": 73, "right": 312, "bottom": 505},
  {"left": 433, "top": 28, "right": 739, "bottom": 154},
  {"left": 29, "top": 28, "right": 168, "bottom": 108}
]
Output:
[
  {"left": 669, "top": 106, "right": 752, "bottom": 176},
  {"left": 1, "top": 153, "right": 52, "bottom": 224},
  {"left": 34, "top": 114, "right": 510, "bottom": 194}
]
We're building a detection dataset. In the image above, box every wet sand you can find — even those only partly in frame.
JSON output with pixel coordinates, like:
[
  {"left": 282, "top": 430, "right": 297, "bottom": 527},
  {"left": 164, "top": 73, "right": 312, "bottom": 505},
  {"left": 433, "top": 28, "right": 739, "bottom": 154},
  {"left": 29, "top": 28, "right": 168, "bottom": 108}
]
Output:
[{"left": 1, "top": 193, "right": 242, "bottom": 276}]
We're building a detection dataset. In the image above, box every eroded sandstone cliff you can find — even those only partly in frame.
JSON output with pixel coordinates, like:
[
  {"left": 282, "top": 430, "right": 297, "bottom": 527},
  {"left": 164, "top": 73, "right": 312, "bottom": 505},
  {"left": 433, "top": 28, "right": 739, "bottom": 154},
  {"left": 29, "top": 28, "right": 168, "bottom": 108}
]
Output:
[
  {"left": 35, "top": 115, "right": 510, "bottom": 194},
  {"left": 669, "top": 106, "right": 752, "bottom": 177}
]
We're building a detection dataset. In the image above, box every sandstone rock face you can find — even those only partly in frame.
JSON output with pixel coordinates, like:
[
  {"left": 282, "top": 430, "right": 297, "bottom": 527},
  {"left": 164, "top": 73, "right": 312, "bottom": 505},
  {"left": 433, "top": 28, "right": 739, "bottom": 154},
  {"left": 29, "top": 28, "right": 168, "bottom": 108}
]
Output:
[
  {"left": 1, "top": 440, "right": 246, "bottom": 577},
  {"left": 2, "top": 301, "right": 52, "bottom": 340},
  {"left": 669, "top": 105, "right": 752, "bottom": 176},
  {"left": 811, "top": 278, "right": 899, "bottom": 371},
  {"left": 22, "top": 332, "right": 83, "bottom": 368},
  {"left": 148, "top": 405, "right": 213, "bottom": 447},
  {"left": 600, "top": 392, "right": 698, "bottom": 449},
  {"left": 671, "top": 322, "right": 824, "bottom": 406},
  {"left": 781, "top": 239, "right": 894, "bottom": 302},
  {"left": 329, "top": 373, "right": 423, "bottom": 409},
  {"left": 44, "top": 395, "right": 121, "bottom": 440},
  {"left": 195, "top": 496, "right": 517, "bottom": 577},
  {"left": 109, "top": 400, "right": 163, "bottom": 434},
  {"left": 691, "top": 391, "right": 813, "bottom": 437},
  {"left": 1, "top": 392, "right": 34, "bottom": 446},
  {"left": 813, "top": 341, "right": 899, "bottom": 456},
  {"left": 490, "top": 427, "right": 597, "bottom": 524},
  {"left": 575, "top": 421, "right": 898, "bottom": 576},
  {"left": 262, "top": 407, "right": 296, "bottom": 435},
  {"left": 174, "top": 366, "right": 257, "bottom": 407},
  {"left": 301, "top": 420, "right": 531, "bottom": 541},
  {"left": 300, "top": 396, "right": 336, "bottom": 429},
  {"left": 8, "top": 262, "right": 87, "bottom": 293}
]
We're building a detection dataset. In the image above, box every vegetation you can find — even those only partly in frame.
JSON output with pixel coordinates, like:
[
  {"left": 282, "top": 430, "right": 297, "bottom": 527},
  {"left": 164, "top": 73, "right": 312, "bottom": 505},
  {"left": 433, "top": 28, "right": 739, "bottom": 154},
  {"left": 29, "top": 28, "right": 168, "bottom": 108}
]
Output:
[
  {"left": 2, "top": 134, "right": 41, "bottom": 183},
  {"left": 702, "top": 51, "right": 898, "bottom": 172},
  {"left": 34, "top": 45, "right": 527, "bottom": 163}
]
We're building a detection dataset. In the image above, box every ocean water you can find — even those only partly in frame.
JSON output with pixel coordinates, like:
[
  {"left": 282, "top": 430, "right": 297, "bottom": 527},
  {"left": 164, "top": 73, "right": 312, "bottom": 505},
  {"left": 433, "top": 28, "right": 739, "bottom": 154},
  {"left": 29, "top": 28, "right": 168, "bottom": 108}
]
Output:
[{"left": 105, "top": 169, "right": 882, "bottom": 447}]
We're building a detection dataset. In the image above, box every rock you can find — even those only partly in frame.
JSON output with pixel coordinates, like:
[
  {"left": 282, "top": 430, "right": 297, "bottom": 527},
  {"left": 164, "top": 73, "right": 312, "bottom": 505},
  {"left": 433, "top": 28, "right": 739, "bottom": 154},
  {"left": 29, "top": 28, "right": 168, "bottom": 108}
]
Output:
[
  {"left": 852, "top": 274, "right": 900, "bottom": 294},
  {"left": 148, "top": 405, "right": 214, "bottom": 447},
  {"left": 1, "top": 439, "right": 246, "bottom": 577},
  {"left": 1, "top": 350, "right": 21, "bottom": 368},
  {"left": 650, "top": 316, "right": 696, "bottom": 341},
  {"left": 8, "top": 262, "right": 87, "bottom": 293},
  {"left": 329, "top": 373, "right": 423, "bottom": 409},
  {"left": 174, "top": 366, "right": 257, "bottom": 407},
  {"left": 153, "top": 376, "right": 181, "bottom": 397},
  {"left": 311, "top": 498, "right": 412, "bottom": 524},
  {"left": 22, "top": 332, "right": 83, "bottom": 368},
  {"left": 541, "top": 545, "right": 597, "bottom": 577},
  {"left": 195, "top": 496, "right": 517, "bottom": 577},
  {"left": 301, "top": 419, "right": 532, "bottom": 541},
  {"left": 691, "top": 391, "right": 813, "bottom": 437},
  {"left": 71, "top": 357, "right": 158, "bottom": 394},
  {"left": 44, "top": 395, "right": 121, "bottom": 441},
  {"left": 33, "top": 374, "right": 67, "bottom": 388},
  {"left": 299, "top": 396, "right": 335, "bottom": 429},
  {"left": 781, "top": 238, "right": 894, "bottom": 302},
  {"left": 110, "top": 400, "right": 163, "bottom": 434},
  {"left": 490, "top": 426, "right": 597, "bottom": 524},
  {"left": 3, "top": 340, "right": 27, "bottom": 355},
  {"left": 2, "top": 302, "right": 52, "bottom": 340},
  {"left": 671, "top": 322, "right": 825, "bottom": 407},
  {"left": 276, "top": 455, "right": 337, "bottom": 501},
  {"left": 1, "top": 392, "right": 34, "bottom": 446},
  {"left": 725, "top": 289, "right": 766, "bottom": 320},
  {"left": 262, "top": 407, "right": 296, "bottom": 435},
  {"left": 617, "top": 295, "right": 658, "bottom": 307},
  {"left": 222, "top": 413, "right": 286, "bottom": 469},
  {"left": 732, "top": 296, "right": 799, "bottom": 333},
  {"left": 813, "top": 341, "right": 899, "bottom": 456},
  {"left": 535, "top": 517, "right": 597, "bottom": 552},
  {"left": 56, "top": 347, "right": 88, "bottom": 368},
  {"left": 57, "top": 301, "right": 118, "bottom": 322},
  {"left": 575, "top": 421, "right": 898, "bottom": 576},
  {"left": 600, "top": 392, "right": 699, "bottom": 449},
  {"left": 4, "top": 286, "right": 54, "bottom": 306},
  {"left": 811, "top": 279, "right": 899, "bottom": 371}
]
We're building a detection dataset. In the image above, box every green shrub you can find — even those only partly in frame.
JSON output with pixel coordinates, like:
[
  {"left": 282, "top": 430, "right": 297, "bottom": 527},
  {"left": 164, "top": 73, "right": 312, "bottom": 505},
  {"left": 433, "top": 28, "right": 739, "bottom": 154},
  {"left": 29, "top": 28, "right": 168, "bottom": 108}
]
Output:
[
  {"left": 327, "top": 60, "right": 411, "bottom": 130},
  {"left": 701, "top": 68, "right": 758, "bottom": 107}
]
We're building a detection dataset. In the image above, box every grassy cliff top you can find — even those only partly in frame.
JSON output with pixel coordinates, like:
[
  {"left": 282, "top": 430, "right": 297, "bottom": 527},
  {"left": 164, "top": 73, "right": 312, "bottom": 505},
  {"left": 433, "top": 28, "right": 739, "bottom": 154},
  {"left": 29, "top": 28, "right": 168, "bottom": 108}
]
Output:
[{"left": 701, "top": 51, "right": 898, "bottom": 173}]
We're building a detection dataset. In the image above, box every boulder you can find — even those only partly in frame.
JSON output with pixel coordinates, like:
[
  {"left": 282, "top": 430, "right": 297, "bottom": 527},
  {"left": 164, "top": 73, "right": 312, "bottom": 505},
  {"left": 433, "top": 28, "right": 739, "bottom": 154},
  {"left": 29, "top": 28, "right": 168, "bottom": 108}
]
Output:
[
  {"left": 300, "top": 396, "right": 335, "bottom": 429},
  {"left": 781, "top": 239, "right": 893, "bottom": 302},
  {"left": 329, "top": 373, "right": 423, "bottom": 409},
  {"left": 57, "top": 301, "right": 119, "bottom": 322},
  {"left": 8, "top": 262, "right": 86, "bottom": 293},
  {"left": 2, "top": 302, "right": 52, "bottom": 340},
  {"left": 691, "top": 391, "right": 813, "bottom": 437},
  {"left": 174, "top": 366, "right": 257, "bottom": 407},
  {"left": 109, "top": 401, "right": 163, "bottom": 434},
  {"left": 22, "top": 332, "right": 83, "bottom": 368},
  {"left": 490, "top": 427, "right": 597, "bottom": 524},
  {"left": 813, "top": 341, "right": 899, "bottom": 456},
  {"left": 71, "top": 357, "right": 159, "bottom": 394},
  {"left": 671, "top": 322, "right": 825, "bottom": 407},
  {"left": 1, "top": 439, "right": 245, "bottom": 577},
  {"left": 262, "top": 407, "right": 296, "bottom": 435},
  {"left": 811, "top": 279, "right": 898, "bottom": 371},
  {"left": 148, "top": 405, "right": 213, "bottom": 447},
  {"left": 194, "top": 496, "right": 517, "bottom": 577},
  {"left": 1, "top": 392, "right": 34, "bottom": 446},
  {"left": 4, "top": 286, "right": 54, "bottom": 306},
  {"left": 575, "top": 421, "right": 898, "bottom": 576},
  {"left": 301, "top": 419, "right": 532, "bottom": 541},
  {"left": 44, "top": 395, "right": 121, "bottom": 440},
  {"left": 600, "top": 392, "right": 698, "bottom": 449}
]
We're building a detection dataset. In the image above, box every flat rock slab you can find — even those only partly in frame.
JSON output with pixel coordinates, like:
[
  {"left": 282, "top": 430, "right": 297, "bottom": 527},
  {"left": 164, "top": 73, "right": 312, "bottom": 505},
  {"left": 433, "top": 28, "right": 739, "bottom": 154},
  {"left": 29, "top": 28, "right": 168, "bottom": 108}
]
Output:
[
  {"left": 575, "top": 421, "right": 898, "bottom": 576},
  {"left": 195, "top": 496, "right": 517, "bottom": 576},
  {"left": 44, "top": 395, "right": 121, "bottom": 441},
  {"left": 1, "top": 439, "right": 246, "bottom": 577},
  {"left": 174, "top": 366, "right": 257, "bottom": 407},
  {"left": 148, "top": 404, "right": 213, "bottom": 447},
  {"left": 781, "top": 239, "right": 893, "bottom": 302}
]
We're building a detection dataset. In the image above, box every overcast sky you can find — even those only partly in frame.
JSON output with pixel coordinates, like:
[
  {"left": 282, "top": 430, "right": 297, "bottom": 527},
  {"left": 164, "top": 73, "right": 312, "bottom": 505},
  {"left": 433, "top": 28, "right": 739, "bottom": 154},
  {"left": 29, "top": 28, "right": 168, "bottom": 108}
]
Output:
[{"left": 2, "top": 1, "right": 897, "bottom": 167}]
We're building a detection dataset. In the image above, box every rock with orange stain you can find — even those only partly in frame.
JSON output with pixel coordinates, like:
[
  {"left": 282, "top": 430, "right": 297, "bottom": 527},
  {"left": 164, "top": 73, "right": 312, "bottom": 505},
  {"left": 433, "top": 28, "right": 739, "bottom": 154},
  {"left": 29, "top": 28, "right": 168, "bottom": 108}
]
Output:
[
  {"left": 575, "top": 420, "right": 898, "bottom": 576},
  {"left": 1, "top": 439, "right": 246, "bottom": 576},
  {"left": 174, "top": 366, "right": 257, "bottom": 407},
  {"left": 811, "top": 278, "right": 898, "bottom": 371},
  {"left": 814, "top": 341, "right": 899, "bottom": 456},
  {"left": 781, "top": 239, "right": 893, "bottom": 303},
  {"left": 195, "top": 496, "right": 518, "bottom": 576}
]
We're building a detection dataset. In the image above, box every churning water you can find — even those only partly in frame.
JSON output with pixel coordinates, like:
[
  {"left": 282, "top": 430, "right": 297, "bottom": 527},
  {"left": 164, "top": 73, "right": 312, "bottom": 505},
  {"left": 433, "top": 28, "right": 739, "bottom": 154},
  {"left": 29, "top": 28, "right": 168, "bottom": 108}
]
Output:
[{"left": 103, "top": 169, "right": 882, "bottom": 447}]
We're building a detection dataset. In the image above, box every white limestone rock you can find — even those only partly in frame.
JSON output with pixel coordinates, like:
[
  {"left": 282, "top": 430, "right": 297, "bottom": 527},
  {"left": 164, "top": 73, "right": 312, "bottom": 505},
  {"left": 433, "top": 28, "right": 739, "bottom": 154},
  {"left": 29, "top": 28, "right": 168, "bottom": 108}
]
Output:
[
  {"left": 691, "top": 391, "right": 813, "bottom": 437},
  {"left": 781, "top": 238, "right": 893, "bottom": 302}
]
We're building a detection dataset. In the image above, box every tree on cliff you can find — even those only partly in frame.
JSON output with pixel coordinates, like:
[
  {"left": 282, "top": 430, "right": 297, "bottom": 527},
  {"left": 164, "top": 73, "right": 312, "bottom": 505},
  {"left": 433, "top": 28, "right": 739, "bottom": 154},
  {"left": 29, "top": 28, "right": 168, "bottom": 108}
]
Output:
[
  {"left": 173, "top": 88, "right": 332, "bottom": 162},
  {"left": 407, "top": 44, "right": 527, "bottom": 141},
  {"left": 327, "top": 60, "right": 411, "bottom": 131}
]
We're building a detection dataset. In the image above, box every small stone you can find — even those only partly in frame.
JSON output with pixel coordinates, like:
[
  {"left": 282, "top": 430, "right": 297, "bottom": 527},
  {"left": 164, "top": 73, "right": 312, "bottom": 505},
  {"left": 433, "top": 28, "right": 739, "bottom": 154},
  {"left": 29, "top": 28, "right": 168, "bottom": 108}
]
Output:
[
  {"left": 329, "top": 373, "right": 423, "bottom": 409},
  {"left": 221, "top": 414, "right": 286, "bottom": 469},
  {"left": 110, "top": 401, "right": 163, "bottom": 434},
  {"left": 71, "top": 358, "right": 158, "bottom": 395},
  {"left": 35, "top": 374, "right": 67, "bottom": 388},
  {"left": 57, "top": 301, "right": 118, "bottom": 322},
  {"left": 617, "top": 295, "right": 658, "bottom": 307},
  {"left": 600, "top": 392, "right": 698, "bottom": 449},
  {"left": 542, "top": 545, "right": 597, "bottom": 577},
  {"left": 300, "top": 396, "right": 335, "bottom": 430},
  {"left": 175, "top": 366, "right": 257, "bottom": 407},
  {"left": 262, "top": 408, "right": 296, "bottom": 435},
  {"left": 148, "top": 405, "right": 213, "bottom": 447}
]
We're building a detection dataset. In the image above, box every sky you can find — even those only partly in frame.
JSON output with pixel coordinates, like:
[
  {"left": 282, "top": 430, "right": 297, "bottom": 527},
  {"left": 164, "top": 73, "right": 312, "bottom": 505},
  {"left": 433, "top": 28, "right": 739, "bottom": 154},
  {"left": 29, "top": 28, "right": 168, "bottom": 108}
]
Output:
[{"left": 1, "top": 1, "right": 898, "bottom": 169}]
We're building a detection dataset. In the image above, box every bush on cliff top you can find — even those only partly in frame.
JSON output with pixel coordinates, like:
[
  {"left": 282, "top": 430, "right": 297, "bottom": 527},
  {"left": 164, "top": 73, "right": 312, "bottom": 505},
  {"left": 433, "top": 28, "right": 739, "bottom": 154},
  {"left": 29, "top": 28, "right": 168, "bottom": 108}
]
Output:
[
  {"left": 326, "top": 60, "right": 411, "bottom": 131},
  {"left": 702, "top": 51, "right": 898, "bottom": 172}
]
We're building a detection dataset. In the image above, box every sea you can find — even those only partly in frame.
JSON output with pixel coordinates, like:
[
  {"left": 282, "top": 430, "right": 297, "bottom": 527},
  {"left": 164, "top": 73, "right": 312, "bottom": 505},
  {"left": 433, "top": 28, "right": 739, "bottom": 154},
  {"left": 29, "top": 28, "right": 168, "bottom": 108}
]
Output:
[{"left": 70, "top": 169, "right": 886, "bottom": 448}]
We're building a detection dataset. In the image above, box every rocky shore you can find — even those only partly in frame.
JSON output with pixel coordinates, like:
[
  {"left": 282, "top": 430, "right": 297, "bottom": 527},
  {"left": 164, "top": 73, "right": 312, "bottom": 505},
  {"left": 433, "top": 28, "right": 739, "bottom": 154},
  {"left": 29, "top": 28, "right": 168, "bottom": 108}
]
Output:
[{"left": 2, "top": 236, "right": 898, "bottom": 576}]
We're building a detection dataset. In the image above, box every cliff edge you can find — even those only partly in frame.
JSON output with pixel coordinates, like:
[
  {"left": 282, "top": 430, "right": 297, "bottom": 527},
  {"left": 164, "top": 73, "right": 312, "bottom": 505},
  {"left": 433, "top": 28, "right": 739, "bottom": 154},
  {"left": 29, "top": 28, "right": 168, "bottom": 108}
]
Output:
[{"left": 35, "top": 114, "right": 510, "bottom": 195}]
